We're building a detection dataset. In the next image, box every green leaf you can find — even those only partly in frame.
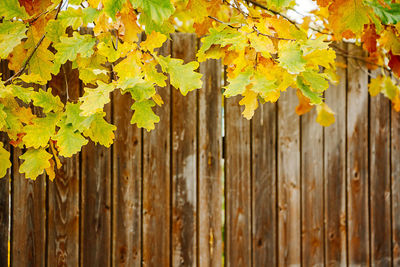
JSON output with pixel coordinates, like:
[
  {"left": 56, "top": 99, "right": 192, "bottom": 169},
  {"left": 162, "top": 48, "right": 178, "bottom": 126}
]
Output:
[
  {"left": 23, "top": 113, "right": 60, "bottom": 149},
  {"left": 54, "top": 32, "right": 96, "bottom": 65},
  {"left": 45, "top": 19, "right": 67, "bottom": 43},
  {"left": 367, "top": 0, "right": 400, "bottom": 24},
  {"left": 223, "top": 69, "right": 252, "bottom": 97},
  {"left": 302, "top": 70, "right": 329, "bottom": 93},
  {"left": 0, "top": 0, "right": 29, "bottom": 20},
  {"left": 54, "top": 120, "right": 88, "bottom": 157},
  {"left": 19, "top": 148, "right": 52, "bottom": 180},
  {"left": 0, "top": 20, "right": 27, "bottom": 59},
  {"left": 119, "top": 78, "right": 156, "bottom": 101},
  {"left": 197, "top": 25, "right": 247, "bottom": 61},
  {"left": 7, "top": 85, "right": 34, "bottom": 104},
  {"left": 131, "top": 0, "right": 174, "bottom": 27},
  {"left": 130, "top": 99, "right": 160, "bottom": 131},
  {"left": 80, "top": 81, "right": 116, "bottom": 116},
  {"left": 84, "top": 112, "right": 116, "bottom": 147},
  {"left": 296, "top": 76, "right": 323, "bottom": 105},
  {"left": 278, "top": 41, "right": 306, "bottom": 74},
  {"left": 64, "top": 102, "right": 94, "bottom": 132},
  {"left": 158, "top": 55, "right": 202, "bottom": 95},
  {"left": 104, "top": 0, "right": 126, "bottom": 19},
  {"left": 32, "top": 88, "right": 64, "bottom": 113},
  {"left": 0, "top": 142, "right": 11, "bottom": 178}
]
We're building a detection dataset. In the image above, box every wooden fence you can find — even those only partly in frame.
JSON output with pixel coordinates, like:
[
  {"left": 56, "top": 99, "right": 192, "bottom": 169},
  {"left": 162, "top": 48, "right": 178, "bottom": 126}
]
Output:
[{"left": 0, "top": 34, "right": 399, "bottom": 266}]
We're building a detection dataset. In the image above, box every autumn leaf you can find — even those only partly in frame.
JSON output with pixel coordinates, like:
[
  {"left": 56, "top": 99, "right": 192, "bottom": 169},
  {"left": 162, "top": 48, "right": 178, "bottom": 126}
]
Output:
[
  {"left": 0, "top": 142, "right": 11, "bottom": 179},
  {"left": 316, "top": 103, "right": 335, "bottom": 126},
  {"left": 19, "top": 148, "right": 52, "bottom": 180},
  {"left": 130, "top": 99, "right": 160, "bottom": 131}
]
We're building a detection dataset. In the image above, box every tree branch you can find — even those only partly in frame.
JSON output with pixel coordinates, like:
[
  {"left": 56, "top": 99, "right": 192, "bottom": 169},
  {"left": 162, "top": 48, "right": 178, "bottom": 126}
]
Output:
[{"left": 4, "top": 0, "right": 64, "bottom": 86}]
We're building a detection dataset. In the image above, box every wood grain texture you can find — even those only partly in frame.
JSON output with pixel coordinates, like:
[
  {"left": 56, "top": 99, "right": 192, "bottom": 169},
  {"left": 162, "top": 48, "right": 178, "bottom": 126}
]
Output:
[
  {"left": 392, "top": 97, "right": 400, "bottom": 266},
  {"left": 47, "top": 61, "right": 80, "bottom": 267},
  {"left": 80, "top": 105, "right": 112, "bottom": 267},
  {"left": 142, "top": 39, "right": 171, "bottom": 267},
  {"left": 324, "top": 43, "right": 347, "bottom": 266},
  {"left": 251, "top": 102, "right": 277, "bottom": 266},
  {"left": 369, "top": 71, "right": 391, "bottom": 267},
  {"left": 112, "top": 91, "right": 142, "bottom": 267},
  {"left": 225, "top": 95, "right": 251, "bottom": 267},
  {"left": 346, "top": 44, "right": 369, "bottom": 265},
  {"left": 0, "top": 60, "right": 11, "bottom": 267},
  {"left": 198, "top": 58, "right": 223, "bottom": 267},
  {"left": 12, "top": 148, "right": 47, "bottom": 267},
  {"left": 277, "top": 89, "right": 301, "bottom": 266},
  {"left": 171, "top": 33, "right": 198, "bottom": 267},
  {"left": 301, "top": 107, "right": 324, "bottom": 266}
]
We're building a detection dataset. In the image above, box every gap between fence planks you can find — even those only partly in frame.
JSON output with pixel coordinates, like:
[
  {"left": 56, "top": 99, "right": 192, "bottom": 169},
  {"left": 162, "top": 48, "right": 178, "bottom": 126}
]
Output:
[{"left": 0, "top": 36, "right": 399, "bottom": 267}]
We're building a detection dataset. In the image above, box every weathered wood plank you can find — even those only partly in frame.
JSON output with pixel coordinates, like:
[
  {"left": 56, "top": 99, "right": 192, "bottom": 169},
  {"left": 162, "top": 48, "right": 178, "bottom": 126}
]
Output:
[
  {"left": 198, "top": 58, "right": 223, "bottom": 267},
  {"left": 369, "top": 71, "right": 391, "bottom": 266},
  {"left": 251, "top": 102, "right": 277, "bottom": 266},
  {"left": 142, "top": 39, "right": 171, "bottom": 267},
  {"left": 170, "top": 33, "right": 198, "bottom": 266},
  {"left": 112, "top": 90, "right": 142, "bottom": 266},
  {"left": 225, "top": 95, "right": 251, "bottom": 266},
  {"left": 301, "top": 107, "right": 324, "bottom": 266},
  {"left": 277, "top": 89, "right": 301, "bottom": 266},
  {"left": 12, "top": 148, "right": 47, "bottom": 267},
  {"left": 0, "top": 60, "right": 11, "bottom": 267},
  {"left": 346, "top": 44, "right": 369, "bottom": 265},
  {"left": 80, "top": 106, "right": 112, "bottom": 266},
  {"left": 47, "top": 62, "right": 80, "bottom": 267},
  {"left": 324, "top": 43, "right": 347, "bottom": 266},
  {"left": 392, "top": 95, "right": 400, "bottom": 266}
]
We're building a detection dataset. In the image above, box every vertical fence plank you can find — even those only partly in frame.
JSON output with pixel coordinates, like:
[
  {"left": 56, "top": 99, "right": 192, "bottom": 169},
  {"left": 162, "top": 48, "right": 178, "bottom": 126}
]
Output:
[
  {"left": 277, "top": 89, "right": 301, "bottom": 266},
  {"left": 347, "top": 44, "right": 369, "bottom": 265},
  {"left": 47, "top": 62, "right": 80, "bottom": 267},
  {"left": 198, "top": 58, "right": 222, "bottom": 266},
  {"left": 324, "top": 43, "right": 347, "bottom": 266},
  {"left": 142, "top": 39, "right": 171, "bottom": 267},
  {"left": 0, "top": 134, "right": 9, "bottom": 267},
  {"left": 0, "top": 61, "right": 11, "bottom": 267},
  {"left": 369, "top": 71, "right": 391, "bottom": 266},
  {"left": 392, "top": 95, "right": 400, "bottom": 266},
  {"left": 171, "top": 33, "right": 198, "bottom": 266},
  {"left": 251, "top": 102, "right": 277, "bottom": 266},
  {"left": 225, "top": 95, "right": 251, "bottom": 266},
  {"left": 301, "top": 108, "right": 324, "bottom": 266},
  {"left": 112, "top": 93, "right": 142, "bottom": 266},
  {"left": 12, "top": 149, "right": 46, "bottom": 267},
  {"left": 80, "top": 108, "right": 112, "bottom": 266}
]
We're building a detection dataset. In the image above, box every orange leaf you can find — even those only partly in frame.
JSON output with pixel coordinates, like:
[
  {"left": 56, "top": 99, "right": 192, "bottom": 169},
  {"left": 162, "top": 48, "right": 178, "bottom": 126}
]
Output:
[
  {"left": 295, "top": 89, "right": 312, "bottom": 115},
  {"left": 361, "top": 24, "right": 379, "bottom": 53},
  {"left": 389, "top": 52, "right": 400, "bottom": 77}
]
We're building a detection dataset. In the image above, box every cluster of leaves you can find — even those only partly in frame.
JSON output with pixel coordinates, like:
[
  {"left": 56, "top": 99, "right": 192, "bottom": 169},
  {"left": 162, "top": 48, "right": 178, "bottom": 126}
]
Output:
[{"left": 0, "top": 0, "right": 400, "bottom": 180}]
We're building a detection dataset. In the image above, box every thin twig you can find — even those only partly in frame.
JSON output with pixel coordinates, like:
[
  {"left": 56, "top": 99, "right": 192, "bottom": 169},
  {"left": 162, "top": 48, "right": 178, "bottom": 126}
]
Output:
[
  {"left": 61, "top": 65, "right": 69, "bottom": 101},
  {"left": 4, "top": 0, "right": 64, "bottom": 86},
  {"left": 244, "top": 0, "right": 300, "bottom": 30},
  {"left": 208, "top": 16, "right": 241, "bottom": 29}
]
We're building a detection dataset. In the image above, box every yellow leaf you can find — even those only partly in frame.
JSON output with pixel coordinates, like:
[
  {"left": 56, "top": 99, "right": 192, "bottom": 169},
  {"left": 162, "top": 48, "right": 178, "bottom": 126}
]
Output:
[
  {"left": 316, "top": 103, "right": 335, "bottom": 126},
  {"left": 239, "top": 88, "right": 258, "bottom": 120},
  {"left": 152, "top": 94, "right": 164, "bottom": 106},
  {"left": 369, "top": 75, "right": 384, "bottom": 96},
  {"left": 45, "top": 159, "right": 56, "bottom": 181},
  {"left": 141, "top": 31, "right": 167, "bottom": 52}
]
